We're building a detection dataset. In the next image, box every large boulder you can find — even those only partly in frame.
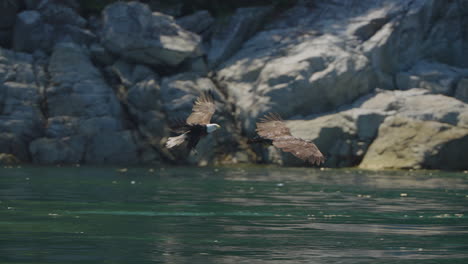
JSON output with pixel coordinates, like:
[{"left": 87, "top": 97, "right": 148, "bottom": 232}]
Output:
[
  {"left": 396, "top": 60, "right": 468, "bottom": 95},
  {"left": 276, "top": 89, "right": 468, "bottom": 169},
  {"left": 29, "top": 43, "right": 141, "bottom": 164},
  {"left": 176, "top": 10, "right": 214, "bottom": 36},
  {"left": 12, "top": 2, "right": 94, "bottom": 53},
  {"left": 207, "top": 6, "right": 272, "bottom": 68},
  {"left": 12, "top": 11, "right": 54, "bottom": 53},
  {"left": 0, "top": 153, "right": 20, "bottom": 165},
  {"left": 101, "top": 1, "right": 202, "bottom": 67},
  {"left": 360, "top": 117, "right": 468, "bottom": 170},
  {"left": 363, "top": 0, "right": 468, "bottom": 88}
]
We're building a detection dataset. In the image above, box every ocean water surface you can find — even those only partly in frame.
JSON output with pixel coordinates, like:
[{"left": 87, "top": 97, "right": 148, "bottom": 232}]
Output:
[{"left": 1, "top": 166, "right": 467, "bottom": 263}]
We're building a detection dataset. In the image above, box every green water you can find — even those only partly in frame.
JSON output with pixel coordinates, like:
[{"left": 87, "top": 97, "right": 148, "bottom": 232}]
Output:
[{"left": 0, "top": 166, "right": 467, "bottom": 264}]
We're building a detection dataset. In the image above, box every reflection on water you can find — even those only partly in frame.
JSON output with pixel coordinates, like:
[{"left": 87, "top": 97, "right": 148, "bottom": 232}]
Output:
[{"left": 0, "top": 166, "right": 467, "bottom": 264}]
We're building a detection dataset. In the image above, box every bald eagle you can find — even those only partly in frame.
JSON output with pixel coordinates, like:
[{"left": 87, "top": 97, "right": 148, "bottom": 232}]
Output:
[
  {"left": 165, "top": 91, "right": 220, "bottom": 151},
  {"left": 251, "top": 113, "right": 325, "bottom": 165}
]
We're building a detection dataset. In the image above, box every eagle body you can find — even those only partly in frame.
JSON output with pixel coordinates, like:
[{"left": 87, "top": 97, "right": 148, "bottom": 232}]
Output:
[
  {"left": 252, "top": 113, "right": 325, "bottom": 165},
  {"left": 165, "top": 92, "right": 220, "bottom": 151}
]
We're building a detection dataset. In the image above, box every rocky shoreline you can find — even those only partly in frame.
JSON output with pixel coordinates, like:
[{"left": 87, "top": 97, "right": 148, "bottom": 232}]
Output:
[{"left": 1, "top": 0, "right": 467, "bottom": 169}]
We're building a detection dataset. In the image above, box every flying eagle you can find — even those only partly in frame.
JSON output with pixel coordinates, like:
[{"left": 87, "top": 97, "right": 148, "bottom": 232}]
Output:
[
  {"left": 165, "top": 91, "right": 221, "bottom": 151},
  {"left": 251, "top": 113, "right": 325, "bottom": 165}
]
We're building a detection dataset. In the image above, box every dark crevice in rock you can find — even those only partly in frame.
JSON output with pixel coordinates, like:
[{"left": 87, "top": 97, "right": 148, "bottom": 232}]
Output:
[
  {"left": 209, "top": 73, "right": 258, "bottom": 162},
  {"left": 101, "top": 68, "right": 171, "bottom": 164}
]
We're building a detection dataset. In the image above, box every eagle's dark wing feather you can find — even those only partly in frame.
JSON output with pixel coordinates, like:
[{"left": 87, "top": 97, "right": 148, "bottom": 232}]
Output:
[
  {"left": 186, "top": 91, "right": 216, "bottom": 125},
  {"left": 256, "top": 113, "right": 325, "bottom": 165},
  {"left": 272, "top": 137, "right": 325, "bottom": 165}
]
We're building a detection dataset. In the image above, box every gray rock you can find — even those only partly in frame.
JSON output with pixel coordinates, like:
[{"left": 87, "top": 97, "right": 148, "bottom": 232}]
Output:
[
  {"left": 89, "top": 43, "right": 114, "bottom": 65},
  {"left": 29, "top": 136, "right": 85, "bottom": 164},
  {"left": 360, "top": 116, "right": 468, "bottom": 170},
  {"left": 126, "top": 77, "right": 168, "bottom": 142},
  {"left": 108, "top": 60, "right": 167, "bottom": 162},
  {"left": 0, "top": 132, "right": 30, "bottom": 161},
  {"left": 218, "top": 32, "right": 374, "bottom": 133},
  {"left": 286, "top": 113, "right": 361, "bottom": 167},
  {"left": 47, "top": 42, "right": 122, "bottom": 118},
  {"left": 0, "top": 48, "right": 45, "bottom": 161},
  {"left": 53, "top": 24, "right": 96, "bottom": 46},
  {"left": 45, "top": 116, "right": 78, "bottom": 138},
  {"left": 0, "top": 153, "right": 19, "bottom": 165},
  {"left": 27, "top": 42, "right": 150, "bottom": 165},
  {"left": 177, "top": 10, "right": 214, "bottom": 35},
  {"left": 38, "top": 1, "right": 86, "bottom": 27},
  {"left": 455, "top": 78, "right": 468, "bottom": 103},
  {"left": 13, "top": 6, "right": 94, "bottom": 53},
  {"left": 161, "top": 72, "right": 218, "bottom": 121},
  {"left": 363, "top": 0, "right": 468, "bottom": 88},
  {"left": 111, "top": 59, "right": 135, "bottom": 87},
  {"left": 78, "top": 116, "right": 124, "bottom": 136},
  {"left": 280, "top": 89, "right": 468, "bottom": 169},
  {"left": 13, "top": 11, "right": 54, "bottom": 53},
  {"left": 101, "top": 1, "right": 202, "bottom": 67},
  {"left": 84, "top": 131, "right": 139, "bottom": 164},
  {"left": 127, "top": 78, "right": 161, "bottom": 112},
  {"left": 396, "top": 60, "right": 468, "bottom": 95},
  {"left": 207, "top": 6, "right": 272, "bottom": 68}
]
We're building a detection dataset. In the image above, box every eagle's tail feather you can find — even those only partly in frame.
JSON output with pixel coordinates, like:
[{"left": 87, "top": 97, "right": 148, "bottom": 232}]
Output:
[{"left": 165, "top": 133, "right": 187, "bottom": 149}]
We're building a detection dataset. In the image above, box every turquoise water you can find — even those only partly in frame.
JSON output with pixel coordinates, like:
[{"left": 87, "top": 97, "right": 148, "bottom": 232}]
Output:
[{"left": 0, "top": 166, "right": 467, "bottom": 263}]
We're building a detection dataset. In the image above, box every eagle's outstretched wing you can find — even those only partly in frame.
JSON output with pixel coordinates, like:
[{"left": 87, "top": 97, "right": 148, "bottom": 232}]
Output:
[
  {"left": 256, "top": 113, "right": 325, "bottom": 165},
  {"left": 186, "top": 91, "right": 216, "bottom": 125}
]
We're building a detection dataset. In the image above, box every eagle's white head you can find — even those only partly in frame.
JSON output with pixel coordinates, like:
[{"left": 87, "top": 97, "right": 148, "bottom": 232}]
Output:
[{"left": 206, "top": 123, "right": 221, "bottom": 133}]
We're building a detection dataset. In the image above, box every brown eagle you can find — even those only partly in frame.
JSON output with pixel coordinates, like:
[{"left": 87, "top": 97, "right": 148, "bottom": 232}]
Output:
[
  {"left": 251, "top": 113, "right": 325, "bottom": 165},
  {"left": 165, "top": 91, "right": 220, "bottom": 151}
]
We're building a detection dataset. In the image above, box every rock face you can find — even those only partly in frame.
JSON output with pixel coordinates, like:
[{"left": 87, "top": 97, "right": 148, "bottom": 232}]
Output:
[
  {"left": 282, "top": 89, "right": 468, "bottom": 169},
  {"left": 396, "top": 61, "right": 468, "bottom": 95},
  {"left": 176, "top": 10, "right": 214, "bottom": 35},
  {"left": 13, "top": 2, "right": 93, "bottom": 53},
  {"left": 101, "top": 1, "right": 202, "bottom": 67},
  {"left": 0, "top": 0, "right": 468, "bottom": 169},
  {"left": 29, "top": 43, "right": 140, "bottom": 164},
  {"left": 0, "top": 48, "right": 45, "bottom": 161},
  {"left": 207, "top": 6, "right": 272, "bottom": 68},
  {"left": 216, "top": 0, "right": 468, "bottom": 133}
]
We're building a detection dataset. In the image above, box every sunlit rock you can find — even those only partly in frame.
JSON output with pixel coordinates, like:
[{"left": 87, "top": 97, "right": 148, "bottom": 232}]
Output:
[
  {"left": 396, "top": 60, "right": 468, "bottom": 95},
  {"left": 360, "top": 116, "right": 468, "bottom": 170},
  {"left": 280, "top": 89, "right": 468, "bottom": 169},
  {"left": 0, "top": 153, "right": 19, "bottom": 165},
  {"left": 101, "top": 1, "right": 202, "bottom": 67}
]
